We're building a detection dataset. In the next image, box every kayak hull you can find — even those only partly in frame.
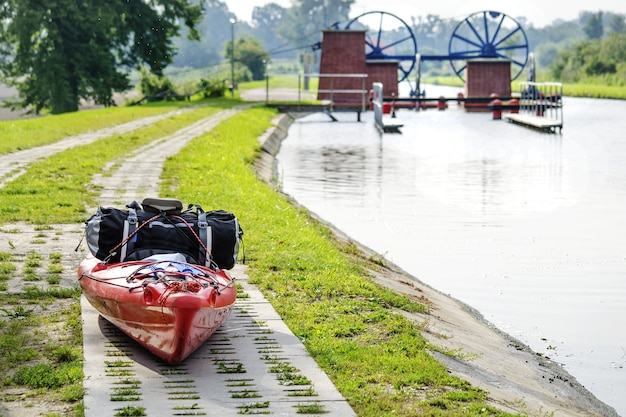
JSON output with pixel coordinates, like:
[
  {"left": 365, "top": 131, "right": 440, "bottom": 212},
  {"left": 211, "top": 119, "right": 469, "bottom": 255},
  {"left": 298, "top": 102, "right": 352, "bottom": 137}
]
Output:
[{"left": 78, "top": 255, "right": 236, "bottom": 365}]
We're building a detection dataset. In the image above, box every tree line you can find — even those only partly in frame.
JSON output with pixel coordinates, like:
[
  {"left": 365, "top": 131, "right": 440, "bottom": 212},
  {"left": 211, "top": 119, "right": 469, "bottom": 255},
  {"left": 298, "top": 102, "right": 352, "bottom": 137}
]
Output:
[{"left": 1, "top": 0, "right": 625, "bottom": 116}]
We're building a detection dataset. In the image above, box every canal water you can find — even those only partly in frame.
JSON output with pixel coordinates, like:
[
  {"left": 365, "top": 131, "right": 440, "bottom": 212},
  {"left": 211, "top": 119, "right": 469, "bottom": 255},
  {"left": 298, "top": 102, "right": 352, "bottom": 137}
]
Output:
[{"left": 275, "top": 85, "right": 626, "bottom": 416}]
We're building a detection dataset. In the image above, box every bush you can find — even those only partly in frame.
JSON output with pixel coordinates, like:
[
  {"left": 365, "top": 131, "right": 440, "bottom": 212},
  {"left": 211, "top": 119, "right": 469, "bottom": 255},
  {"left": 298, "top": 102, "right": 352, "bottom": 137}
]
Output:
[
  {"left": 138, "top": 67, "right": 179, "bottom": 101},
  {"left": 199, "top": 78, "right": 227, "bottom": 98}
]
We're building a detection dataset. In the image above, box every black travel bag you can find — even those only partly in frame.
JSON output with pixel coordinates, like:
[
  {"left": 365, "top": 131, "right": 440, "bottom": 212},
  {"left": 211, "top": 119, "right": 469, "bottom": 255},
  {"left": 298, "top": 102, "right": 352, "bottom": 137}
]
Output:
[{"left": 85, "top": 198, "right": 243, "bottom": 270}]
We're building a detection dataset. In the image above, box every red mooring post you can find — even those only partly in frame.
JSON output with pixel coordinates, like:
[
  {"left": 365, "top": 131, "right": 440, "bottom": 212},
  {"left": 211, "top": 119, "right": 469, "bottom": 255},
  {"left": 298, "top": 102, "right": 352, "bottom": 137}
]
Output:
[
  {"left": 510, "top": 98, "right": 519, "bottom": 114},
  {"left": 489, "top": 93, "right": 502, "bottom": 120},
  {"left": 437, "top": 96, "right": 446, "bottom": 111}
]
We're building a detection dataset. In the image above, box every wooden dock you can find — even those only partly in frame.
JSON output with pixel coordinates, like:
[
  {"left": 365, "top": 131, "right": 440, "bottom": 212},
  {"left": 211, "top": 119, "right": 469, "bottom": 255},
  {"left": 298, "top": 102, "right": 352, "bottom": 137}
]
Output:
[
  {"left": 504, "top": 81, "right": 564, "bottom": 133},
  {"left": 380, "top": 115, "right": 404, "bottom": 132},
  {"left": 504, "top": 113, "right": 563, "bottom": 133}
]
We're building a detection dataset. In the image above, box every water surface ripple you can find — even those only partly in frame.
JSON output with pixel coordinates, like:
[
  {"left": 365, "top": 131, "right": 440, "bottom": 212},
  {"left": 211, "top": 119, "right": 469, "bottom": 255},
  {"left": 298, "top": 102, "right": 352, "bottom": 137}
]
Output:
[{"left": 276, "top": 86, "right": 626, "bottom": 416}]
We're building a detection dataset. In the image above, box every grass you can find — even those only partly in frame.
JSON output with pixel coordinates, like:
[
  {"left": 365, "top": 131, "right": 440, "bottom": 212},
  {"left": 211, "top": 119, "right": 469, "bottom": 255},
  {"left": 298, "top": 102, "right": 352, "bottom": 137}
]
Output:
[
  {"left": 425, "top": 75, "right": 626, "bottom": 99},
  {"left": 0, "top": 289, "right": 83, "bottom": 415},
  {"left": 0, "top": 103, "right": 190, "bottom": 156},
  {"left": 0, "top": 94, "right": 529, "bottom": 416},
  {"left": 559, "top": 83, "right": 626, "bottom": 99},
  {"left": 159, "top": 107, "right": 523, "bottom": 416},
  {"left": 0, "top": 101, "right": 229, "bottom": 225},
  {"left": 240, "top": 75, "right": 320, "bottom": 91}
]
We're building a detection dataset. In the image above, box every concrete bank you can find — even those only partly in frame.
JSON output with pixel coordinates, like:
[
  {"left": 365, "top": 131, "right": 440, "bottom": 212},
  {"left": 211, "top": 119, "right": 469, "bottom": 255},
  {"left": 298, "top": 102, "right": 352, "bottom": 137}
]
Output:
[{"left": 257, "top": 111, "right": 619, "bottom": 417}]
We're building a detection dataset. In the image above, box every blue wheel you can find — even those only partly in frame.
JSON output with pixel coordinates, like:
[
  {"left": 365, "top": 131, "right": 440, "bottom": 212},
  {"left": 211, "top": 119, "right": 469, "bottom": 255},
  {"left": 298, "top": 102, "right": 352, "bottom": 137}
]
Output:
[
  {"left": 448, "top": 11, "right": 529, "bottom": 81},
  {"left": 345, "top": 11, "right": 417, "bottom": 83}
]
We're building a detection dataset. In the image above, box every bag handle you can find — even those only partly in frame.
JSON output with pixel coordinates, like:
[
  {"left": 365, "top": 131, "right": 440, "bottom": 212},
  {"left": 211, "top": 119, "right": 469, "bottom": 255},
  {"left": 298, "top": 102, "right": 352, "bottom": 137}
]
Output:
[
  {"left": 143, "top": 197, "right": 183, "bottom": 214},
  {"left": 185, "top": 204, "right": 214, "bottom": 268}
]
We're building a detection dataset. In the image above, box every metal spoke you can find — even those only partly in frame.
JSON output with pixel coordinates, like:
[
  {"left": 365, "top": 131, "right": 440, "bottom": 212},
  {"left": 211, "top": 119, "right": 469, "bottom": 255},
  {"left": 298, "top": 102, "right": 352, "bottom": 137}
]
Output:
[
  {"left": 346, "top": 11, "right": 418, "bottom": 83},
  {"left": 448, "top": 10, "right": 529, "bottom": 81}
]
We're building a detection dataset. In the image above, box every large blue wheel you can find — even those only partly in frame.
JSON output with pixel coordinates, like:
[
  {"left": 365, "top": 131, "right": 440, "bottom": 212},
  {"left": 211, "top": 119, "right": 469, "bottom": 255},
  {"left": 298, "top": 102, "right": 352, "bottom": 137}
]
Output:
[
  {"left": 448, "top": 10, "right": 529, "bottom": 81},
  {"left": 345, "top": 11, "right": 417, "bottom": 83}
]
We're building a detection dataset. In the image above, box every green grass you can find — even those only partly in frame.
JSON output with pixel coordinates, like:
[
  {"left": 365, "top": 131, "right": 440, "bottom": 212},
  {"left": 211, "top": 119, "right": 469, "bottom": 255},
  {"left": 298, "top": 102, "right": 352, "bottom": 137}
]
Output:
[
  {"left": 0, "top": 104, "right": 186, "bottom": 156},
  {"left": 159, "top": 107, "right": 522, "bottom": 416},
  {"left": 0, "top": 95, "right": 526, "bottom": 416},
  {"left": 0, "top": 101, "right": 237, "bottom": 416},
  {"left": 114, "top": 405, "right": 147, "bottom": 416},
  {"left": 424, "top": 75, "right": 626, "bottom": 99},
  {"left": 0, "top": 103, "right": 225, "bottom": 225},
  {"left": 240, "top": 75, "right": 319, "bottom": 91},
  {"left": 0, "top": 289, "right": 83, "bottom": 413},
  {"left": 560, "top": 83, "right": 626, "bottom": 99}
]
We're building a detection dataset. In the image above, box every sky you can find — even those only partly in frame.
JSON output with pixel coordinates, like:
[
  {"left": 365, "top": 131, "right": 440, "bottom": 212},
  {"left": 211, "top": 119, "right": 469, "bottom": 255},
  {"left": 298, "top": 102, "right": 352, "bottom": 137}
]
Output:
[{"left": 228, "top": 0, "right": 626, "bottom": 28}]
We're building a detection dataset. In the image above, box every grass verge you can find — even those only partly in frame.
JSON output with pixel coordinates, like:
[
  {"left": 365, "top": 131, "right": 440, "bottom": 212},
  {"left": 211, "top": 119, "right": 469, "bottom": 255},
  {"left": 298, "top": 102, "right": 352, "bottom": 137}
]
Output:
[
  {"left": 424, "top": 75, "right": 626, "bottom": 99},
  {"left": 0, "top": 103, "right": 227, "bottom": 224},
  {"left": 159, "top": 106, "right": 524, "bottom": 416},
  {"left": 0, "top": 288, "right": 83, "bottom": 416},
  {"left": 0, "top": 103, "right": 184, "bottom": 156},
  {"left": 0, "top": 98, "right": 526, "bottom": 416}
]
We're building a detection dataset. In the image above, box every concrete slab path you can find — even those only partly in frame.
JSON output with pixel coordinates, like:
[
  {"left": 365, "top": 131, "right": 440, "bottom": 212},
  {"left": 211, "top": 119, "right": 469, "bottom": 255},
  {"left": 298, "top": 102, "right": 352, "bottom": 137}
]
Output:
[
  {"left": 82, "top": 265, "right": 356, "bottom": 417},
  {"left": 0, "top": 106, "right": 354, "bottom": 416},
  {"left": 77, "top": 107, "right": 355, "bottom": 416}
]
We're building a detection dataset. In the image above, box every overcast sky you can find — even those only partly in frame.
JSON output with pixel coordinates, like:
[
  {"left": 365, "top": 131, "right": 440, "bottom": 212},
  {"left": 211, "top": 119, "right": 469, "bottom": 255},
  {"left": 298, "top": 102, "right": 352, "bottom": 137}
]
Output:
[{"left": 228, "top": 0, "right": 626, "bottom": 28}]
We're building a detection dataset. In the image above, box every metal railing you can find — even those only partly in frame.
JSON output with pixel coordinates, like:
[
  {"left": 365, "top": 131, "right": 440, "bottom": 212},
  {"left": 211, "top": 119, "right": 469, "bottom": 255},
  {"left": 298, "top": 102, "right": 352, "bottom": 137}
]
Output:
[
  {"left": 264, "top": 73, "right": 369, "bottom": 112},
  {"left": 517, "top": 81, "right": 564, "bottom": 124},
  {"left": 312, "top": 73, "right": 368, "bottom": 112}
]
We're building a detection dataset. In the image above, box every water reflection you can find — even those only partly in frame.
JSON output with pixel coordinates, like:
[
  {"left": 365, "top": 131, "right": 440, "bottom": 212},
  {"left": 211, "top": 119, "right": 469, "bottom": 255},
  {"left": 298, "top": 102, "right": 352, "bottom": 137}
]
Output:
[
  {"left": 417, "top": 137, "right": 580, "bottom": 219},
  {"left": 277, "top": 91, "right": 626, "bottom": 416}
]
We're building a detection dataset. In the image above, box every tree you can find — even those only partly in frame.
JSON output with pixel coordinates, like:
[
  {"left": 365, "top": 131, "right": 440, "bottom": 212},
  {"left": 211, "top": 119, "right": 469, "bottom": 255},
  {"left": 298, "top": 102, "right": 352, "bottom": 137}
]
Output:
[
  {"left": 601, "top": 33, "right": 626, "bottom": 62},
  {"left": 276, "top": 0, "right": 355, "bottom": 57},
  {"left": 251, "top": 3, "right": 288, "bottom": 57},
  {"left": 252, "top": 3, "right": 287, "bottom": 28},
  {"left": 608, "top": 14, "right": 626, "bottom": 34},
  {"left": 172, "top": 0, "right": 252, "bottom": 69},
  {"left": 228, "top": 37, "right": 270, "bottom": 81},
  {"left": 0, "top": 0, "right": 202, "bottom": 115},
  {"left": 583, "top": 11, "right": 604, "bottom": 39}
]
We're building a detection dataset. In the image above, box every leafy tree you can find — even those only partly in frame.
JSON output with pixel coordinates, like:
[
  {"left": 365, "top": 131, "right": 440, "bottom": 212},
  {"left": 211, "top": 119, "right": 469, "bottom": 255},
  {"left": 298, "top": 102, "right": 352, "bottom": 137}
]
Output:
[
  {"left": 226, "top": 37, "right": 270, "bottom": 81},
  {"left": 608, "top": 14, "right": 626, "bottom": 34},
  {"left": 549, "top": 32, "right": 626, "bottom": 82},
  {"left": 410, "top": 14, "right": 445, "bottom": 52},
  {"left": 251, "top": 3, "right": 289, "bottom": 57},
  {"left": 601, "top": 33, "right": 626, "bottom": 62},
  {"left": 291, "top": 0, "right": 354, "bottom": 29},
  {"left": 172, "top": 0, "right": 252, "bottom": 69},
  {"left": 0, "top": 0, "right": 202, "bottom": 115},
  {"left": 276, "top": 0, "right": 355, "bottom": 59},
  {"left": 583, "top": 11, "right": 604, "bottom": 39},
  {"left": 535, "top": 42, "right": 561, "bottom": 69}
]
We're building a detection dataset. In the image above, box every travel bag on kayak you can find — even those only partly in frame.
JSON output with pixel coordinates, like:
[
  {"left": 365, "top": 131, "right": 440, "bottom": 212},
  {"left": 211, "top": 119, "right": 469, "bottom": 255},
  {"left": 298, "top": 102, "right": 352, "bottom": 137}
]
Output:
[{"left": 84, "top": 198, "right": 243, "bottom": 269}]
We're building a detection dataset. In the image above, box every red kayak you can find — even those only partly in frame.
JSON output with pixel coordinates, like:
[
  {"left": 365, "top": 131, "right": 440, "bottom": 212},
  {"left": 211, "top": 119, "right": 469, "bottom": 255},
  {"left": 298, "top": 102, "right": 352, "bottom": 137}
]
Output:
[{"left": 78, "top": 253, "right": 236, "bottom": 365}]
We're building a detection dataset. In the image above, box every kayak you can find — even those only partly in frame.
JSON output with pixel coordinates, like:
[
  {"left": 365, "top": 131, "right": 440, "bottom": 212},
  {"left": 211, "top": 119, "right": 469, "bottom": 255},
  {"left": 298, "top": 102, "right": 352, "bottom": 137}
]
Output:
[{"left": 78, "top": 253, "right": 236, "bottom": 365}]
